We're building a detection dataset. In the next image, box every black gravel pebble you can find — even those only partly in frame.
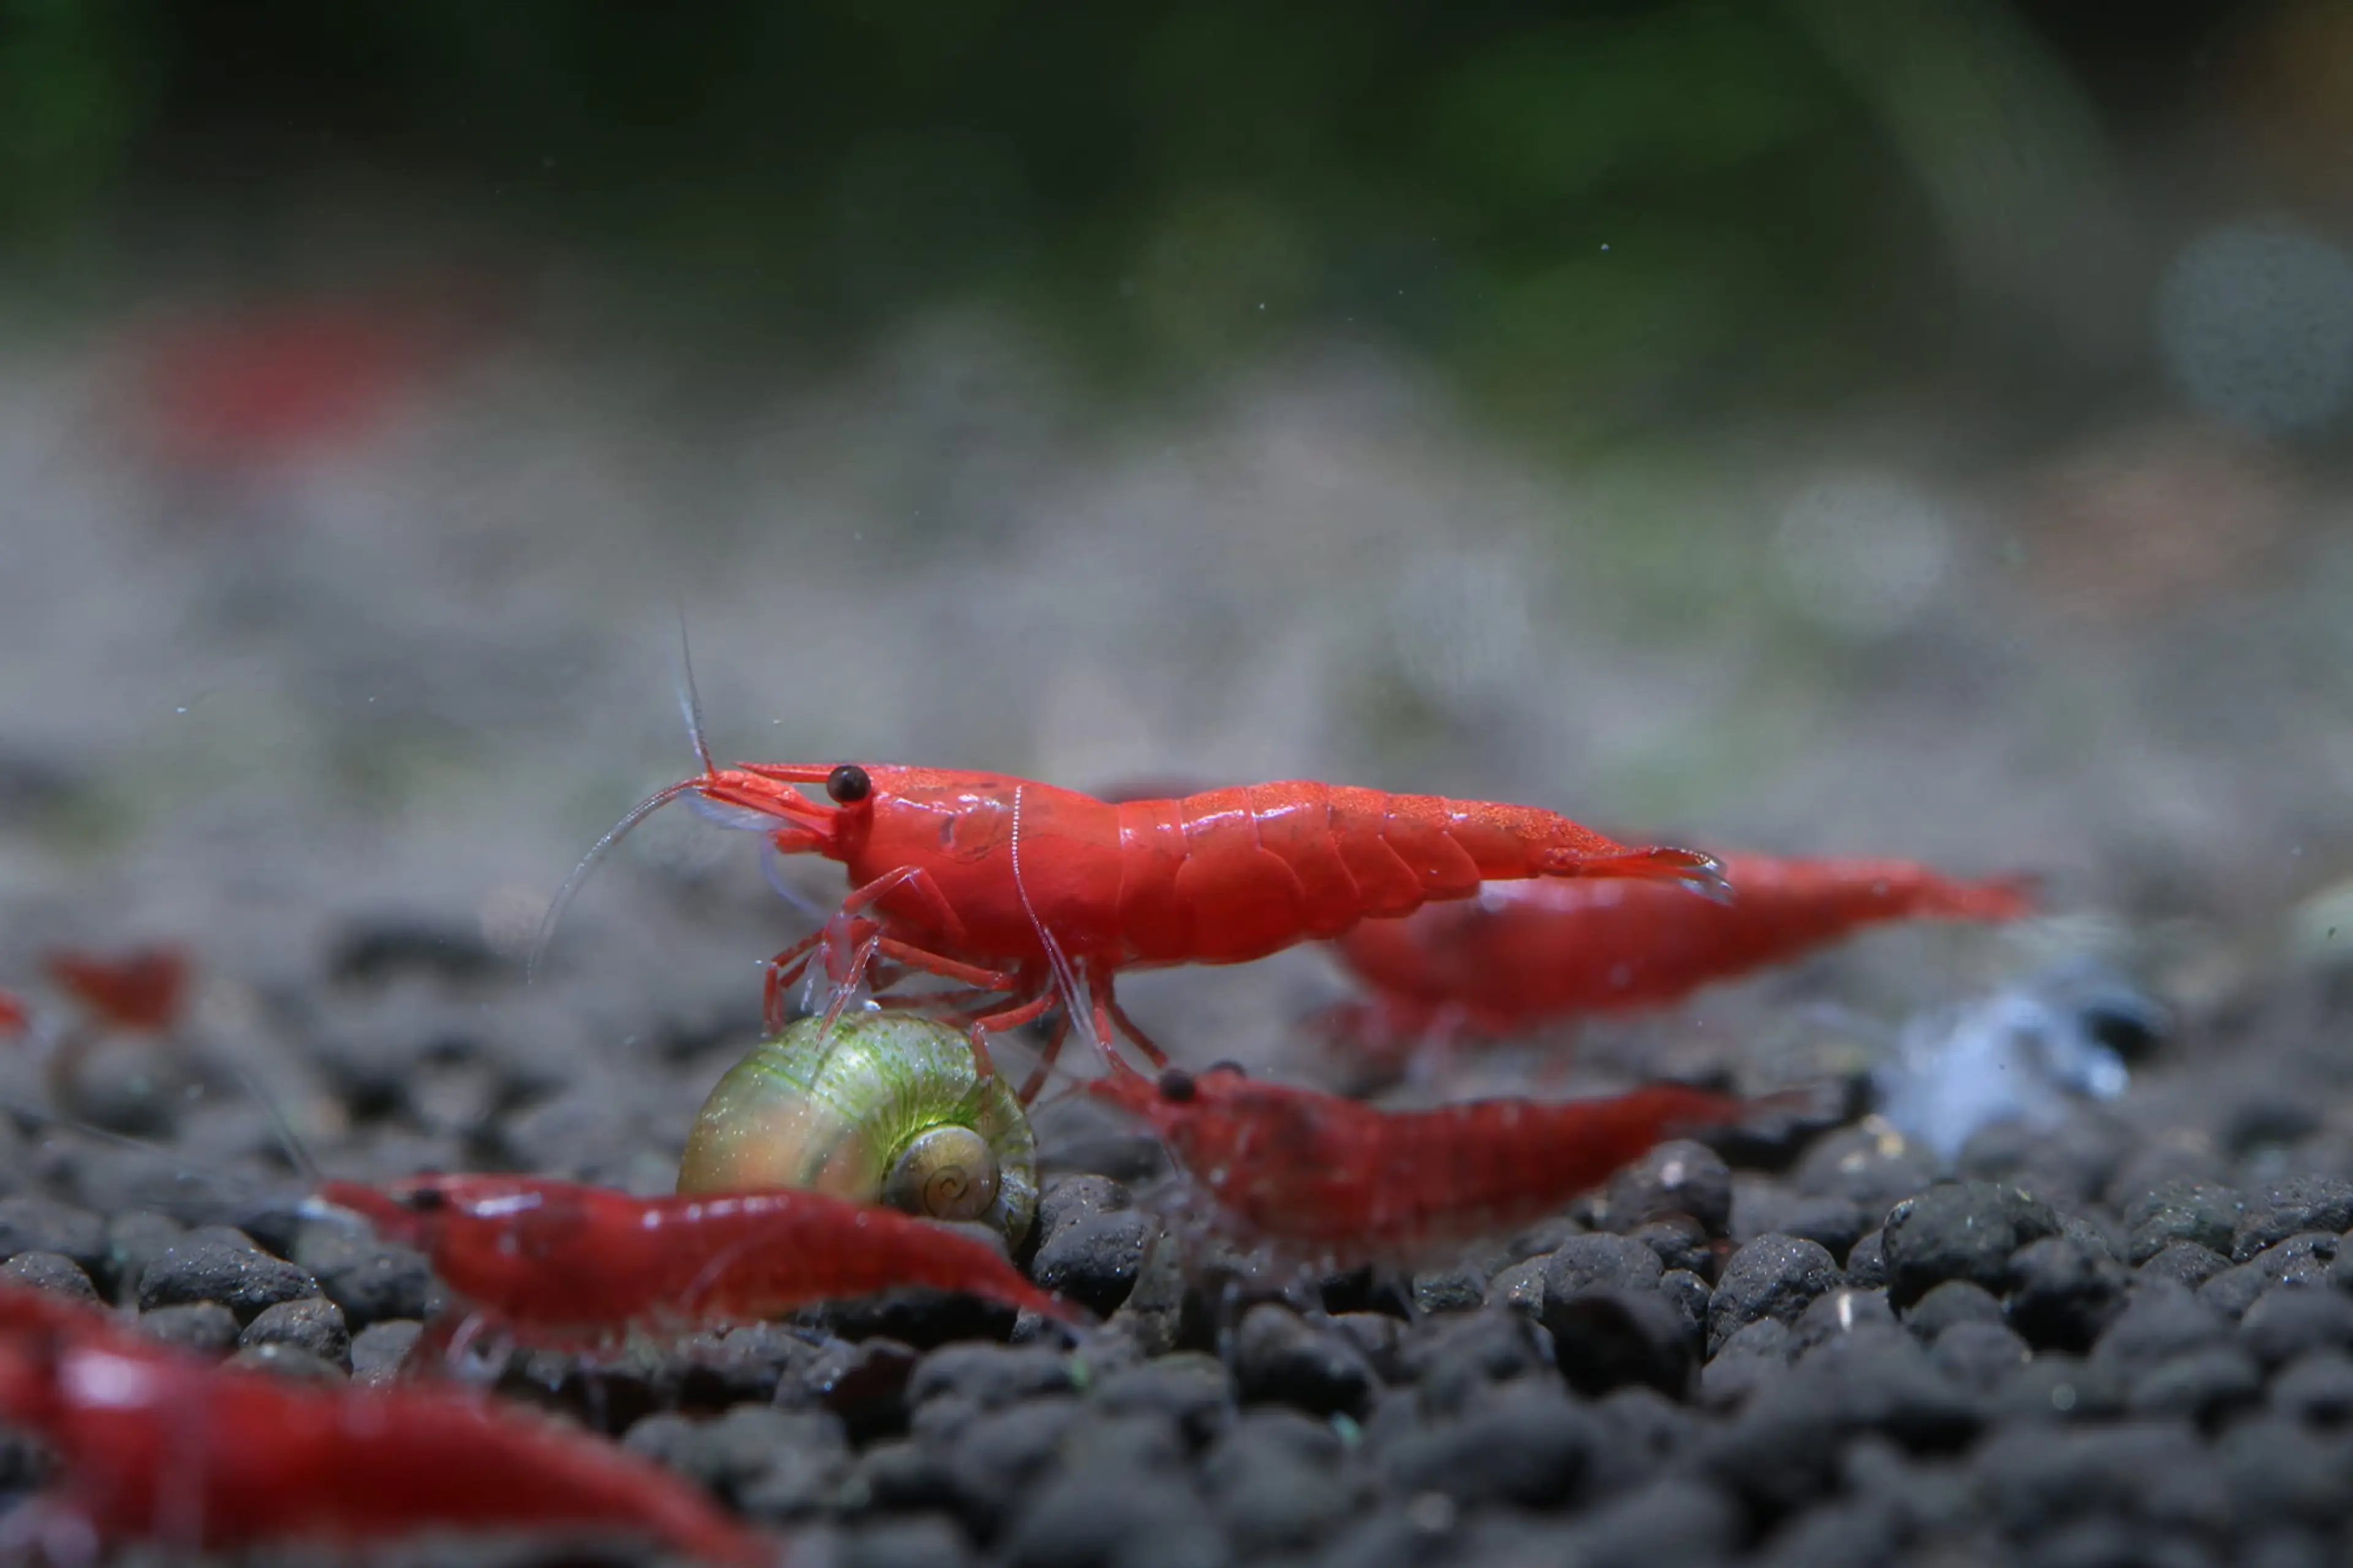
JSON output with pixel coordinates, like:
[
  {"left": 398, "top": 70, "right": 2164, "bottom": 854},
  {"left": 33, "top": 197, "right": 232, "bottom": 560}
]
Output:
[
  {"left": 1546, "top": 1286, "right": 1699, "bottom": 1400},
  {"left": 0, "top": 1195, "right": 110, "bottom": 1285},
  {"left": 1203, "top": 1411, "right": 1353, "bottom": 1555},
  {"left": 999, "top": 1453, "right": 1219, "bottom": 1568},
  {"left": 2006, "top": 1233, "right": 2131, "bottom": 1351},
  {"left": 628, "top": 1406, "right": 852, "bottom": 1525},
  {"left": 291, "top": 1217, "right": 436, "bottom": 1329},
  {"left": 1030, "top": 1210, "right": 1156, "bottom": 1319},
  {"left": 2090, "top": 1281, "right": 2232, "bottom": 1379},
  {"left": 1539, "top": 1232, "right": 1664, "bottom": 1303},
  {"left": 239, "top": 1295, "right": 352, "bottom": 1369},
  {"left": 1881, "top": 1182, "right": 2060, "bottom": 1307},
  {"left": 1232, "top": 1304, "right": 1377, "bottom": 1420},
  {"left": 2201, "top": 1232, "right": 2343, "bottom": 1318},
  {"left": 1380, "top": 1379, "right": 1595, "bottom": 1509},
  {"left": 2139, "top": 1241, "right": 2231, "bottom": 1290},
  {"left": 1087, "top": 1353, "right": 1233, "bottom": 1450},
  {"left": 1844, "top": 1229, "right": 1887, "bottom": 1290},
  {"left": 936, "top": 1399, "right": 1081, "bottom": 1536},
  {"left": 2128, "top": 1343, "right": 2265, "bottom": 1424},
  {"left": 1706, "top": 1233, "right": 1840, "bottom": 1354},
  {"left": 135, "top": 1224, "right": 321, "bottom": 1324},
  {"left": 2270, "top": 1349, "right": 2353, "bottom": 1425},
  {"left": 1626, "top": 1216, "right": 1714, "bottom": 1276},
  {"left": 1658, "top": 1267, "right": 1712, "bottom": 1341},
  {"left": 1397, "top": 1308, "right": 1551, "bottom": 1418},
  {"left": 350, "top": 1318, "right": 422, "bottom": 1384},
  {"left": 0, "top": 1249, "right": 99, "bottom": 1303},
  {"left": 1930, "top": 1318, "right": 2033, "bottom": 1391},
  {"left": 1600, "top": 1139, "right": 1733, "bottom": 1235},
  {"left": 137, "top": 1300, "right": 241, "bottom": 1356},
  {"left": 1969, "top": 1419, "right": 2229, "bottom": 1537},
  {"left": 907, "top": 1343, "right": 1078, "bottom": 1411},
  {"left": 2230, "top": 1176, "right": 2353, "bottom": 1261},
  {"left": 2120, "top": 1178, "right": 2243, "bottom": 1263},
  {"left": 1790, "top": 1287, "right": 1898, "bottom": 1355},
  {"left": 1903, "top": 1279, "right": 2007, "bottom": 1340},
  {"left": 2239, "top": 1285, "right": 2353, "bottom": 1366},
  {"left": 841, "top": 1516, "right": 976, "bottom": 1568}
]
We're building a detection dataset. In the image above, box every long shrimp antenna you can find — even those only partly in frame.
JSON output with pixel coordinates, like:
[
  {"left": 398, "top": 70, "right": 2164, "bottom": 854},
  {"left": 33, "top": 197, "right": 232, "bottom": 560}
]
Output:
[
  {"left": 526, "top": 778, "right": 707, "bottom": 983},
  {"left": 674, "top": 603, "right": 717, "bottom": 778}
]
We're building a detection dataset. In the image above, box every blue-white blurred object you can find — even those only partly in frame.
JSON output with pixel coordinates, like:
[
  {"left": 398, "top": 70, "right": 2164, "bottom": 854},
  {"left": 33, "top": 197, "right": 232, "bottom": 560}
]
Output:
[{"left": 1874, "top": 963, "right": 2162, "bottom": 1160}]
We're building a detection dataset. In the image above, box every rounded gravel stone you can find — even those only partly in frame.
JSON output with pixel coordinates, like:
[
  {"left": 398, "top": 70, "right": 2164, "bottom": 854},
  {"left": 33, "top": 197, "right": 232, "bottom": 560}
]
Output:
[
  {"left": 1202, "top": 1414, "right": 1351, "bottom": 1554},
  {"left": 136, "top": 1226, "right": 320, "bottom": 1324},
  {"left": 0, "top": 1250, "right": 99, "bottom": 1303},
  {"left": 1028, "top": 1210, "right": 1154, "bottom": 1318},
  {"left": 841, "top": 1517, "right": 975, "bottom": 1568},
  {"left": 138, "top": 1300, "right": 243, "bottom": 1357},
  {"left": 1398, "top": 1308, "right": 1552, "bottom": 1418},
  {"left": 2232, "top": 1176, "right": 2353, "bottom": 1261},
  {"left": 2139, "top": 1241, "right": 2230, "bottom": 1290},
  {"left": 2120, "top": 1178, "right": 2243, "bottom": 1263},
  {"left": 1707, "top": 1233, "right": 1840, "bottom": 1354},
  {"left": 1381, "top": 1381, "right": 1596, "bottom": 1509},
  {"left": 1627, "top": 1218, "right": 1712, "bottom": 1276},
  {"left": 906, "top": 1343, "right": 1077, "bottom": 1412},
  {"left": 290, "top": 1219, "right": 435, "bottom": 1329},
  {"left": 239, "top": 1296, "right": 352, "bottom": 1370},
  {"left": 2090, "top": 1281, "right": 2231, "bottom": 1378},
  {"left": 226, "top": 1343, "right": 344, "bottom": 1381},
  {"left": 1844, "top": 1230, "right": 1887, "bottom": 1290},
  {"left": 0, "top": 1195, "right": 109, "bottom": 1283},
  {"left": 1540, "top": 1232, "right": 1665, "bottom": 1303},
  {"left": 1790, "top": 1288, "right": 1898, "bottom": 1355},
  {"left": 2128, "top": 1344, "right": 2265, "bottom": 1423},
  {"left": 1602, "top": 1140, "right": 1733, "bottom": 1235},
  {"left": 1232, "top": 1304, "right": 1376, "bottom": 1420},
  {"left": 2239, "top": 1287, "right": 2353, "bottom": 1366},
  {"left": 1792, "top": 1129, "right": 1938, "bottom": 1214},
  {"left": 1088, "top": 1354, "right": 1233, "bottom": 1451},
  {"left": 2006, "top": 1233, "right": 2131, "bottom": 1352},
  {"left": 1930, "top": 1319, "right": 2033, "bottom": 1392},
  {"left": 1546, "top": 1286, "right": 1699, "bottom": 1401},
  {"left": 349, "top": 1319, "right": 423, "bottom": 1384},
  {"left": 2270, "top": 1349, "right": 2353, "bottom": 1425},
  {"left": 1903, "top": 1281, "right": 2006, "bottom": 1341},
  {"left": 1881, "top": 1182, "right": 2060, "bottom": 1308}
]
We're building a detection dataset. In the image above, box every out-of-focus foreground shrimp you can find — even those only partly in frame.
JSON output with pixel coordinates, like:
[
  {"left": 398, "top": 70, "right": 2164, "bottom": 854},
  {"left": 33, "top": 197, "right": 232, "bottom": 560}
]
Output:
[{"left": 0, "top": 1283, "right": 777, "bottom": 1566}]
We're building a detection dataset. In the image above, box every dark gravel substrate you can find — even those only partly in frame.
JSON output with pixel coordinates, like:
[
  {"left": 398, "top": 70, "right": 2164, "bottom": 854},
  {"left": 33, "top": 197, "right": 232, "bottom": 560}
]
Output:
[{"left": 7, "top": 918, "right": 2353, "bottom": 1568}]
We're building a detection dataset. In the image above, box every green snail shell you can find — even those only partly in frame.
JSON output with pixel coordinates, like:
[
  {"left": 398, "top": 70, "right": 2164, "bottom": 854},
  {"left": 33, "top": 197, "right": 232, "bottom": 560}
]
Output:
[{"left": 677, "top": 1011, "right": 1039, "bottom": 1248}]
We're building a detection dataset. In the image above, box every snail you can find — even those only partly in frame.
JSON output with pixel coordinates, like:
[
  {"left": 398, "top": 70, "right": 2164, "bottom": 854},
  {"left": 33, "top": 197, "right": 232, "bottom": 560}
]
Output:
[{"left": 678, "top": 1012, "right": 1039, "bottom": 1248}]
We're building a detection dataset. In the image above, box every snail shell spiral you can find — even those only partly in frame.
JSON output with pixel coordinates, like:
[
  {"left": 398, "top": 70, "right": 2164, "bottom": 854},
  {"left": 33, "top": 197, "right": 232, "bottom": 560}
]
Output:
[{"left": 677, "top": 1012, "right": 1039, "bottom": 1247}]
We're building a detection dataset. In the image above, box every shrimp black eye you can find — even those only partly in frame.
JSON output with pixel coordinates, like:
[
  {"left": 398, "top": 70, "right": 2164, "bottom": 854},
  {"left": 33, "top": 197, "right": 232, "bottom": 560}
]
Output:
[
  {"left": 826, "top": 764, "right": 872, "bottom": 804},
  {"left": 401, "top": 1187, "right": 449, "bottom": 1213},
  {"left": 1158, "top": 1067, "right": 1197, "bottom": 1103}
]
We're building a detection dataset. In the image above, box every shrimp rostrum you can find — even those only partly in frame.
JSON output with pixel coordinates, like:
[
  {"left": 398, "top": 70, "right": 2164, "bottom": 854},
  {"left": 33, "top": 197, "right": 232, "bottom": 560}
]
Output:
[{"left": 551, "top": 757, "right": 1726, "bottom": 1094}]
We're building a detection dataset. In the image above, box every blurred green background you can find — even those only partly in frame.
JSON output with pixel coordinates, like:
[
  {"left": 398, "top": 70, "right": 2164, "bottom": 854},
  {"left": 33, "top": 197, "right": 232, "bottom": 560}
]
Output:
[{"left": 2, "top": 0, "right": 2311, "bottom": 447}]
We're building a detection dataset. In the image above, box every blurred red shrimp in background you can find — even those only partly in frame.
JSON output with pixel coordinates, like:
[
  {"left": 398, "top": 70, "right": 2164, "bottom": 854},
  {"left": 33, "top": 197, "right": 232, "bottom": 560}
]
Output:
[
  {"left": 41, "top": 945, "right": 192, "bottom": 1035},
  {"left": 1328, "top": 853, "right": 2034, "bottom": 1062},
  {"left": 121, "top": 270, "right": 521, "bottom": 475}
]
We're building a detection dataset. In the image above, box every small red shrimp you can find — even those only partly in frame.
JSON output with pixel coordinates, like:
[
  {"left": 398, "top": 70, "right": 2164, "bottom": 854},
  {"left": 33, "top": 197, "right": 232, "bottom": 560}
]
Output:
[
  {"left": 314, "top": 1173, "right": 1085, "bottom": 1355},
  {"left": 0, "top": 987, "right": 26, "bottom": 1037},
  {"left": 550, "top": 757, "right": 1724, "bottom": 1093},
  {"left": 41, "top": 944, "right": 192, "bottom": 1035},
  {"left": 1329, "top": 854, "right": 2034, "bottom": 1056},
  {"left": 1084, "top": 1064, "right": 1757, "bottom": 1268},
  {"left": 0, "top": 1283, "right": 778, "bottom": 1566}
]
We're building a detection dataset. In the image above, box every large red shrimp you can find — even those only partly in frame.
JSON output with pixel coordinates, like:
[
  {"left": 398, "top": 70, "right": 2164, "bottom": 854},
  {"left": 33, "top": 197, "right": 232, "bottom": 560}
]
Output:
[
  {"left": 315, "top": 1173, "right": 1085, "bottom": 1360},
  {"left": 1328, "top": 853, "right": 2034, "bottom": 1058},
  {"left": 0, "top": 1284, "right": 776, "bottom": 1566},
  {"left": 1084, "top": 1064, "right": 1756, "bottom": 1268},
  {"left": 548, "top": 754, "right": 1724, "bottom": 1093}
]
